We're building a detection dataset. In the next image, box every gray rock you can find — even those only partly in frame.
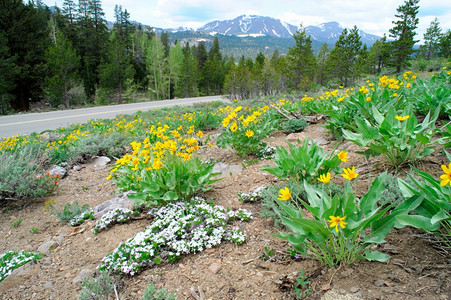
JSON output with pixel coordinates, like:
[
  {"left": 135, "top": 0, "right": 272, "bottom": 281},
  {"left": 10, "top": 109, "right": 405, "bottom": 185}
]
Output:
[
  {"left": 321, "top": 289, "right": 362, "bottom": 300},
  {"left": 313, "top": 137, "right": 328, "bottom": 145},
  {"left": 208, "top": 262, "right": 222, "bottom": 274},
  {"left": 349, "top": 287, "right": 359, "bottom": 293},
  {"left": 53, "top": 235, "right": 65, "bottom": 245},
  {"left": 48, "top": 166, "right": 67, "bottom": 178},
  {"left": 72, "top": 269, "right": 95, "bottom": 286},
  {"left": 93, "top": 156, "right": 111, "bottom": 167},
  {"left": 0, "top": 261, "right": 40, "bottom": 293},
  {"left": 73, "top": 165, "right": 83, "bottom": 171},
  {"left": 286, "top": 132, "right": 306, "bottom": 143},
  {"left": 212, "top": 162, "right": 243, "bottom": 177},
  {"left": 37, "top": 240, "right": 59, "bottom": 255},
  {"left": 92, "top": 192, "right": 135, "bottom": 219},
  {"left": 374, "top": 279, "right": 385, "bottom": 287}
]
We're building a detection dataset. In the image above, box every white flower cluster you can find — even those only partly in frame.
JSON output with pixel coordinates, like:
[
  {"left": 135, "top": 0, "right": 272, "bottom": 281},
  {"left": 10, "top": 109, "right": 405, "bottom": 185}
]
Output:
[
  {"left": 98, "top": 198, "right": 252, "bottom": 276},
  {"left": 257, "top": 145, "right": 276, "bottom": 159},
  {"left": 238, "top": 185, "right": 267, "bottom": 203},
  {"left": 93, "top": 208, "right": 133, "bottom": 234},
  {"left": 69, "top": 209, "right": 95, "bottom": 226},
  {"left": 0, "top": 251, "right": 42, "bottom": 282}
]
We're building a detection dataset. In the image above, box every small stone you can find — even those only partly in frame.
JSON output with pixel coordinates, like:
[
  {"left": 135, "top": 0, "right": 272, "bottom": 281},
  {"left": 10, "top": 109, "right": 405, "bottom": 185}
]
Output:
[
  {"left": 37, "top": 240, "right": 58, "bottom": 255},
  {"left": 374, "top": 279, "right": 385, "bottom": 287},
  {"left": 73, "top": 165, "right": 83, "bottom": 171},
  {"left": 350, "top": 287, "right": 359, "bottom": 293},
  {"left": 42, "top": 259, "right": 52, "bottom": 266},
  {"left": 72, "top": 269, "right": 95, "bottom": 286},
  {"left": 208, "top": 262, "right": 222, "bottom": 274},
  {"left": 48, "top": 166, "right": 67, "bottom": 178},
  {"left": 44, "top": 281, "right": 53, "bottom": 288},
  {"left": 286, "top": 132, "right": 305, "bottom": 143},
  {"left": 93, "top": 156, "right": 111, "bottom": 167},
  {"left": 53, "top": 235, "right": 65, "bottom": 245}
]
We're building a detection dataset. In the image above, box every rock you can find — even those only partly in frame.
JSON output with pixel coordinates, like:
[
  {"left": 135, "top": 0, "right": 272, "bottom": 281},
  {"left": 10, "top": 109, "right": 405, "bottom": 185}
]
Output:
[
  {"left": 48, "top": 166, "right": 67, "bottom": 178},
  {"left": 321, "top": 289, "right": 362, "bottom": 300},
  {"left": 313, "top": 137, "right": 328, "bottom": 146},
  {"left": 286, "top": 132, "right": 306, "bottom": 143},
  {"left": 53, "top": 235, "right": 65, "bottom": 245},
  {"left": 93, "top": 156, "right": 111, "bottom": 167},
  {"left": 374, "top": 279, "right": 385, "bottom": 287},
  {"left": 208, "top": 262, "right": 222, "bottom": 274},
  {"left": 212, "top": 162, "right": 243, "bottom": 177},
  {"left": 72, "top": 269, "right": 95, "bottom": 286},
  {"left": 37, "top": 240, "right": 59, "bottom": 255},
  {"left": 349, "top": 287, "right": 359, "bottom": 293},
  {"left": 0, "top": 262, "right": 40, "bottom": 293},
  {"left": 92, "top": 192, "right": 135, "bottom": 219},
  {"left": 44, "top": 281, "right": 53, "bottom": 289},
  {"left": 73, "top": 165, "right": 83, "bottom": 171}
]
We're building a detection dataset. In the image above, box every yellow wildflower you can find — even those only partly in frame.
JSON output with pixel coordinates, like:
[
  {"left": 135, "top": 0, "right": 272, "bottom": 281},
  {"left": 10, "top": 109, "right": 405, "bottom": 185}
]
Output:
[
  {"left": 317, "top": 173, "right": 331, "bottom": 184},
  {"left": 365, "top": 96, "right": 371, "bottom": 102},
  {"left": 440, "top": 163, "right": 451, "bottom": 186},
  {"left": 230, "top": 122, "right": 238, "bottom": 132},
  {"left": 245, "top": 129, "right": 254, "bottom": 138},
  {"left": 341, "top": 166, "right": 359, "bottom": 180},
  {"left": 337, "top": 151, "right": 349, "bottom": 162},
  {"left": 395, "top": 115, "right": 410, "bottom": 122},
  {"left": 278, "top": 187, "right": 291, "bottom": 201},
  {"left": 196, "top": 130, "right": 203, "bottom": 138},
  {"left": 328, "top": 216, "right": 347, "bottom": 232}
]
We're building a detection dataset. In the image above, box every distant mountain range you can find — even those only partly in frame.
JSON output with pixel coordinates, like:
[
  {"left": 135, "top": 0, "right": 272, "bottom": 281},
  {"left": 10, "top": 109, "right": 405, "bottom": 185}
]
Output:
[
  {"left": 97, "top": 12, "right": 383, "bottom": 58},
  {"left": 196, "top": 15, "right": 380, "bottom": 46}
]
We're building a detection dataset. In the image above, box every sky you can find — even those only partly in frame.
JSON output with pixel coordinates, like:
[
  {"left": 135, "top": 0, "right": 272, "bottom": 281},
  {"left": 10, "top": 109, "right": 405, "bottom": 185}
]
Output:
[{"left": 42, "top": 0, "right": 451, "bottom": 43}]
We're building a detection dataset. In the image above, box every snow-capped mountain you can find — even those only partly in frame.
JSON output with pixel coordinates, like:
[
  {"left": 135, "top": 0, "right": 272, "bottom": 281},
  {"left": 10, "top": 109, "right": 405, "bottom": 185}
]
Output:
[
  {"left": 305, "top": 21, "right": 380, "bottom": 45},
  {"left": 198, "top": 15, "right": 298, "bottom": 38},
  {"left": 197, "top": 16, "right": 380, "bottom": 45}
]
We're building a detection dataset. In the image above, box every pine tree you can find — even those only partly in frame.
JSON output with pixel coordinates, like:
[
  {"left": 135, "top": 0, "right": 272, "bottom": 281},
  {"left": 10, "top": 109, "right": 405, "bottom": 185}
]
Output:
[
  {"left": 388, "top": 0, "right": 420, "bottom": 73},
  {"left": 327, "top": 26, "right": 362, "bottom": 87},
  {"left": 286, "top": 26, "right": 316, "bottom": 91},
  {"left": 99, "top": 29, "right": 135, "bottom": 104},
  {"left": 421, "top": 18, "right": 442, "bottom": 60},
  {"left": 316, "top": 43, "right": 329, "bottom": 86},
  {"left": 0, "top": 32, "right": 17, "bottom": 114},
  {"left": 367, "top": 35, "right": 391, "bottom": 74},
  {"left": 0, "top": 0, "right": 50, "bottom": 111},
  {"left": 77, "top": 0, "right": 108, "bottom": 99},
  {"left": 45, "top": 28, "right": 80, "bottom": 108},
  {"left": 438, "top": 29, "right": 451, "bottom": 58},
  {"left": 177, "top": 43, "right": 199, "bottom": 98}
]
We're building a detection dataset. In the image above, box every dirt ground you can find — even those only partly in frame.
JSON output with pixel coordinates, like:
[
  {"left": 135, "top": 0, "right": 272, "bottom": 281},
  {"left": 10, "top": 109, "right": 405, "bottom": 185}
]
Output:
[{"left": 0, "top": 120, "right": 450, "bottom": 300}]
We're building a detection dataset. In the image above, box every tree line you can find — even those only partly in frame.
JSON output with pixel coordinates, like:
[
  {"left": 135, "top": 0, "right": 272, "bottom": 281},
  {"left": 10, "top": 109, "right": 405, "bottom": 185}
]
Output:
[{"left": 0, "top": 0, "right": 450, "bottom": 114}]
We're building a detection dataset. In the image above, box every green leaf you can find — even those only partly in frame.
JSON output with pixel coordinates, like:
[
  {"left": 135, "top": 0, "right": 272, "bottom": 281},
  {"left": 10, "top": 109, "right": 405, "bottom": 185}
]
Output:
[
  {"left": 162, "top": 191, "right": 179, "bottom": 201},
  {"left": 395, "top": 215, "right": 441, "bottom": 232},
  {"left": 364, "top": 250, "right": 390, "bottom": 262}
]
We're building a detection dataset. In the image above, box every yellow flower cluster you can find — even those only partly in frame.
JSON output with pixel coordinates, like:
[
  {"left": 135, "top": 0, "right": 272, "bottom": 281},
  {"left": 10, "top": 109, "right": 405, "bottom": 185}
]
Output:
[
  {"left": 107, "top": 124, "right": 202, "bottom": 180},
  {"left": 45, "top": 129, "right": 89, "bottom": 151},
  {"left": 0, "top": 134, "right": 31, "bottom": 152}
]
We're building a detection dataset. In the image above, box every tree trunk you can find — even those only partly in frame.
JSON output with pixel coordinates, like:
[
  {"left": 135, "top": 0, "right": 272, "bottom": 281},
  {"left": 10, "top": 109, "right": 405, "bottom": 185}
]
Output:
[{"left": 118, "top": 81, "right": 123, "bottom": 104}]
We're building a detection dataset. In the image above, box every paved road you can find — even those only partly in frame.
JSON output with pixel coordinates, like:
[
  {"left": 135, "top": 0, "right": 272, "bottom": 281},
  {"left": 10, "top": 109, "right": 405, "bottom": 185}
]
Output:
[{"left": 0, "top": 96, "right": 227, "bottom": 139}]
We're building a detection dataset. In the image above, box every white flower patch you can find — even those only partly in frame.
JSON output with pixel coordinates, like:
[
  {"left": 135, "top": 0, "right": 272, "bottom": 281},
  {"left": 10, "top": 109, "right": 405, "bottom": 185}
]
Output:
[
  {"left": 0, "top": 251, "right": 42, "bottom": 283},
  {"left": 93, "top": 208, "right": 133, "bottom": 234},
  {"left": 98, "top": 198, "right": 252, "bottom": 276},
  {"left": 69, "top": 209, "right": 95, "bottom": 226},
  {"left": 238, "top": 185, "right": 267, "bottom": 203}
]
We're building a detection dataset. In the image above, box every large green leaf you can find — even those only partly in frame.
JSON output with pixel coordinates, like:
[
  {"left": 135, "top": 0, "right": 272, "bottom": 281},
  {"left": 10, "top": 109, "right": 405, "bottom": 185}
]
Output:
[
  {"left": 396, "top": 215, "right": 441, "bottom": 232},
  {"left": 364, "top": 250, "right": 390, "bottom": 262}
]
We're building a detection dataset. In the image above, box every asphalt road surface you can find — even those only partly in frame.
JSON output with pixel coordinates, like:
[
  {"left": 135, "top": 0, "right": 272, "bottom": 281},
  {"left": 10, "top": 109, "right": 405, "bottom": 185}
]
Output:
[{"left": 0, "top": 96, "right": 226, "bottom": 139}]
